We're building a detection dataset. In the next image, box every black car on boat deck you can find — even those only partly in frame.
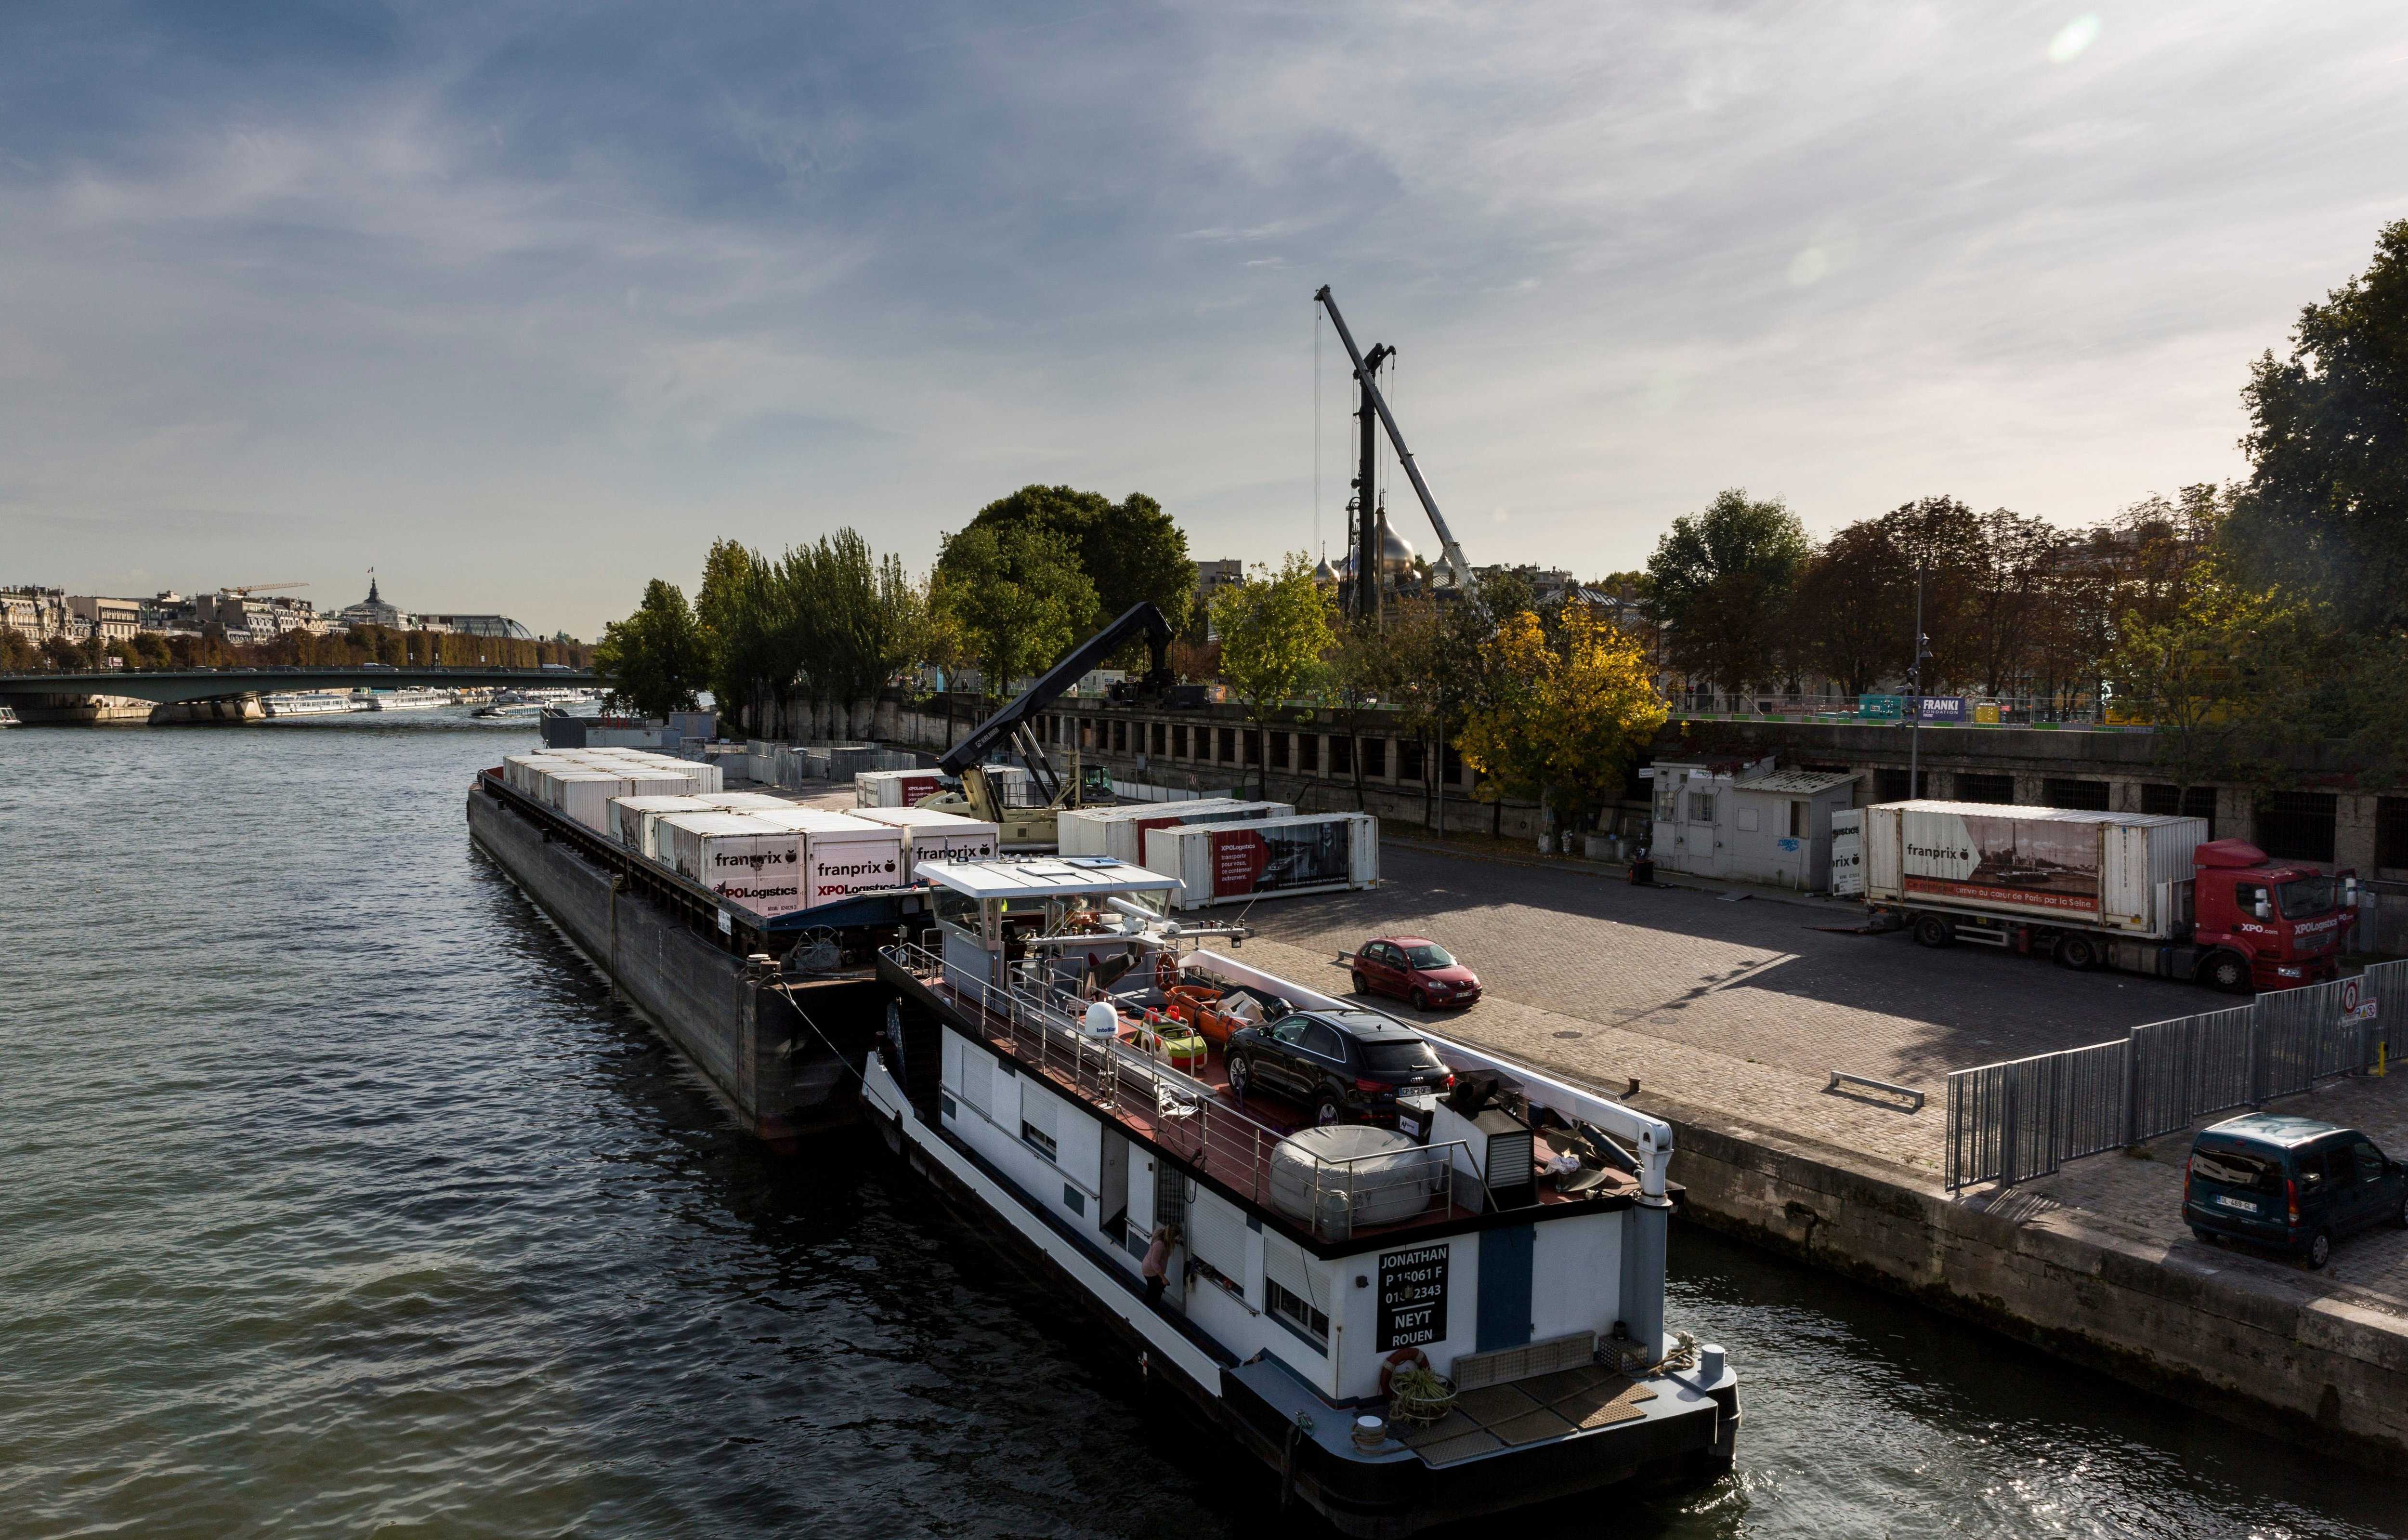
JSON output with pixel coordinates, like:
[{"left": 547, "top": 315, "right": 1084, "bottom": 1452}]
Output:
[{"left": 1223, "top": 1009, "right": 1454, "bottom": 1125}]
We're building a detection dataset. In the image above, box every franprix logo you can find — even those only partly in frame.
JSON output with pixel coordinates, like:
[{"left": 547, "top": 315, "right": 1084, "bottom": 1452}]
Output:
[
  {"left": 814, "top": 857, "right": 900, "bottom": 880},
  {"left": 1906, "top": 841, "right": 1971, "bottom": 863},
  {"left": 712, "top": 847, "right": 798, "bottom": 872}
]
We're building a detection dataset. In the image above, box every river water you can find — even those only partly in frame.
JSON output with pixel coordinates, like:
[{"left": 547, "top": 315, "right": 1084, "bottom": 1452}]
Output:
[{"left": 2, "top": 718, "right": 2402, "bottom": 1540}]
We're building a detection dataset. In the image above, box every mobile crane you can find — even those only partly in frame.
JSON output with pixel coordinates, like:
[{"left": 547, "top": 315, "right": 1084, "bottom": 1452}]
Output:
[{"left": 916, "top": 602, "right": 1176, "bottom": 849}]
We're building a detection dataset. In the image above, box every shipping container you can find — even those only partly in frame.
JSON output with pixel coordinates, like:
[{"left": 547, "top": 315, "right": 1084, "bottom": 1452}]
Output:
[
  {"left": 1862, "top": 801, "right": 2206, "bottom": 935},
  {"left": 1145, "top": 812, "right": 1379, "bottom": 909},
  {"left": 854, "top": 768, "right": 946, "bottom": 808},
  {"left": 608, "top": 794, "right": 713, "bottom": 854},
  {"left": 743, "top": 808, "right": 911, "bottom": 908},
  {"left": 654, "top": 812, "right": 805, "bottom": 916},
  {"left": 851, "top": 805, "right": 1002, "bottom": 867},
  {"left": 1057, "top": 799, "right": 1296, "bottom": 863}
]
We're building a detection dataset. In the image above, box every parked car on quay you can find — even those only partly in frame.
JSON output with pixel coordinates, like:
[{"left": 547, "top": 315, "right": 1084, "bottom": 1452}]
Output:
[
  {"left": 1350, "top": 935, "right": 1483, "bottom": 1009},
  {"left": 1224, "top": 1008, "right": 1455, "bottom": 1126},
  {"left": 2183, "top": 1113, "right": 2408, "bottom": 1268}
]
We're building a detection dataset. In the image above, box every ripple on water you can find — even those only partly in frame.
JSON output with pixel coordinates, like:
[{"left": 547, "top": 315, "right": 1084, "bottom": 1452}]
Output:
[{"left": 0, "top": 719, "right": 2401, "bottom": 1539}]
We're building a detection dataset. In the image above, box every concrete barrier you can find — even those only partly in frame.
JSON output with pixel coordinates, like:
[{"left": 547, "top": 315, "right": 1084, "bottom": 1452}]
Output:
[{"left": 1650, "top": 1092, "right": 2408, "bottom": 1465}]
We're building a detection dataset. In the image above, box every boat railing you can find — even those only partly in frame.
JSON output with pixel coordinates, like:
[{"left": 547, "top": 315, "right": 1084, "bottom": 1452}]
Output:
[{"left": 888, "top": 940, "right": 1493, "bottom": 1231}]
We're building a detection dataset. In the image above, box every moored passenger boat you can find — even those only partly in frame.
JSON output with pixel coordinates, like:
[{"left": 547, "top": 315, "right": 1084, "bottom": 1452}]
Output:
[{"left": 864, "top": 857, "right": 1738, "bottom": 1536}]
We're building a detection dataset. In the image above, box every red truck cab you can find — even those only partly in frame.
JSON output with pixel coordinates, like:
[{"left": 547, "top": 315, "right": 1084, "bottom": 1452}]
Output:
[{"left": 2189, "top": 839, "right": 2355, "bottom": 992}]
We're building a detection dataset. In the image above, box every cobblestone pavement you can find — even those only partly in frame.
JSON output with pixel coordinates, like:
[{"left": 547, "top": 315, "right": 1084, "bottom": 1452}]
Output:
[
  {"left": 1248, "top": 845, "right": 2211, "bottom": 1090},
  {"left": 2000, "top": 1070, "right": 2408, "bottom": 1308}
]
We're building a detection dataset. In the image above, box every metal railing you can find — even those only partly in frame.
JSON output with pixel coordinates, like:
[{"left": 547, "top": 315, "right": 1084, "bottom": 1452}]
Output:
[
  {"left": 1945, "top": 961, "right": 2408, "bottom": 1192},
  {"left": 888, "top": 940, "right": 1478, "bottom": 1228}
]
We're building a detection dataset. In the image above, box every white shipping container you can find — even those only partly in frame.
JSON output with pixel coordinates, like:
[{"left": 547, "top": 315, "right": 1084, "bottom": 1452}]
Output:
[
  {"left": 1057, "top": 799, "right": 1296, "bottom": 862},
  {"left": 550, "top": 771, "right": 637, "bottom": 833},
  {"left": 655, "top": 812, "right": 805, "bottom": 915},
  {"left": 1146, "top": 812, "right": 1379, "bottom": 910},
  {"left": 852, "top": 805, "right": 1002, "bottom": 866},
  {"left": 1862, "top": 801, "right": 2206, "bottom": 935},
  {"left": 744, "top": 808, "right": 910, "bottom": 907},
  {"left": 854, "top": 768, "right": 945, "bottom": 808},
  {"left": 609, "top": 794, "right": 713, "bottom": 854},
  {"left": 695, "top": 792, "right": 792, "bottom": 811}
]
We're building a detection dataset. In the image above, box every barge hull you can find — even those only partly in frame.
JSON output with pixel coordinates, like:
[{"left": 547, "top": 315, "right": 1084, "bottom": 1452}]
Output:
[{"left": 467, "top": 782, "right": 875, "bottom": 1142}]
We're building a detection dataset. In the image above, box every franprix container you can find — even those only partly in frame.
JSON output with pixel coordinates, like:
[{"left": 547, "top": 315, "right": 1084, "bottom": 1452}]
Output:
[
  {"left": 1056, "top": 799, "right": 1296, "bottom": 864},
  {"left": 550, "top": 770, "right": 699, "bottom": 834},
  {"left": 609, "top": 794, "right": 713, "bottom": 854},
  {"left": 1146, "top": 812, "right": 1379, "bottom": 910},
  {"left": 1862, "top": 801, "right": 2207, "bottom": 935},
  {"left": 854, "top": 768, "right": 945, "bottom": 808},
  {"left": 654, "top": 812, "right": 804, "bottom": 916},
  {"left": 852, "top": 805, "right": 1001, "bottom": 867},
  {"left": 744, "top": 808, "right": 910, "bottom": 909}
]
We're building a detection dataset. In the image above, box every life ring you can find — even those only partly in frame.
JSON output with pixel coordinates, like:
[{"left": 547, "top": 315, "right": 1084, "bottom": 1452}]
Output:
[
  {"left": 1378, "top": 1346, "right": 1431, "bottom": 1400},
  {"left": 1154, "top": 950, "right": 1181, "bottom": 994}
]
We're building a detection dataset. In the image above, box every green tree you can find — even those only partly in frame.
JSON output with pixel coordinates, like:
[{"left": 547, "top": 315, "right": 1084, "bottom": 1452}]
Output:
[
  {"left": 2225, "top": 220, "right": 2408, "bottom": 633},
  {"left": 595, "top": 579, "right": 710, "bottom": 720},
  {"left": 965, "top": 484, "right": 1195, "bottom": 637},
  {"left": 1211, "top": 553, "right": 1337, "bottom": 799},
  {"left": 932, "top": 521, "right": 1097, "bottom": 703},
  {"left": 1456, "top": 603, "right": 1668, "bottom": 835},
  {"left": 1646, "top": 489, "right": 1810, "bottom": 698}
]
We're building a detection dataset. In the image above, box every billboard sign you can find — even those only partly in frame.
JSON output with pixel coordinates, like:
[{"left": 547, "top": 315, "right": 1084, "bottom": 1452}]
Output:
[
  {"left": 1900, "top": 808, "right": 2101, "bottom": 915},
  {"left": 1917, "top": 696, "right": 1968, "bottom": 723},
  {"left": 1830, "top": 808, "right": 1864, "bottom": 897}
]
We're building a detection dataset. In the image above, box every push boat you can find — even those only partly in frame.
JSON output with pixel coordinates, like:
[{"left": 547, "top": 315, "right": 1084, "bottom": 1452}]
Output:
[{"left": 863, "top": 856, "right": 1739, "bottom": 1536}]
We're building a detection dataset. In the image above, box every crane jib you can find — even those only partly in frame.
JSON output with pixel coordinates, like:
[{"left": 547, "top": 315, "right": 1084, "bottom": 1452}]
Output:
[{"left": 1311, "top": 286, "right": 1474, "bottom": 591}]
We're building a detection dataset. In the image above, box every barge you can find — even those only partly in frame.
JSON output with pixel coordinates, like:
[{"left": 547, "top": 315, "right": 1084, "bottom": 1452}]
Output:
[{"left": 864, "top": 857, "right": 1739, "bottom": 1536}]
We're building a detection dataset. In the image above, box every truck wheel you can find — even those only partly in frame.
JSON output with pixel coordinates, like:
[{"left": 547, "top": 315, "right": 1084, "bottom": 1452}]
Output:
[
  {"left": 2202, "top": 952, "right": 2252, "bottom": 994},
  {"left": 2056, "top": 935, "right": 2098, "bottom": 971},
  {"left": 1911, "top": 915, "right": 1952, "bottom": 948}
]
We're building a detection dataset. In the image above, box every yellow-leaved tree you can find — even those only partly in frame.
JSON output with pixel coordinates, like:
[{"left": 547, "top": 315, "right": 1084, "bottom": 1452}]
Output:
[{"left": 1456, "top": 603, "right": 1668, "bottom": 833}]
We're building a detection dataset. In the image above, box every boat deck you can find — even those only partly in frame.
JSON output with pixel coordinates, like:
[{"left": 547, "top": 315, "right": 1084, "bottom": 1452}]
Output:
[{"left": 912, "top": 960, "right": 1637, "bottom": 1237}]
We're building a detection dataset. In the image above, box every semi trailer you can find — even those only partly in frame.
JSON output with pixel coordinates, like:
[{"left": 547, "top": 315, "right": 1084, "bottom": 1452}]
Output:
[{"left": 1862, "top": 800, "right": 2356, "bottom": 992}]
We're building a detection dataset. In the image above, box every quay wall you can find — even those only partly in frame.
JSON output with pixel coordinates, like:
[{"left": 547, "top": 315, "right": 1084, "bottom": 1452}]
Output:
[
  {"left": 466, "top": 786, "right": 871, "bottom": 1143},
  {"left": 1651, "top": 1096, "right": 2408, "bottom": 1463}
]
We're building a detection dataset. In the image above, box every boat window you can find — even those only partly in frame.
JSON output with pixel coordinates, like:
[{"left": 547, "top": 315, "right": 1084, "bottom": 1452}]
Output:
[
  {"left": 2276, "top": 877, "right": 2336, "bottom": 918},
  {"left": 1403, "top": 944, "right": 1454, "bottom": 969},
  {"left": 2189, "top": 1147, "right": 2279, "bottom": 1193},
  {"left": 1267, "top": 1279, "right": 1329, "bottom": 1349},
  {"left": 1361, "top": 1039, "right": 1443, "bottom": 1074}
]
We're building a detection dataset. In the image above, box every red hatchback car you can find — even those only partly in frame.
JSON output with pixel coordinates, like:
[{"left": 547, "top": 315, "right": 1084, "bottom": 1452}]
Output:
[{"left": 1351, "top": 936, "right": 1482, "bottom": 1010}]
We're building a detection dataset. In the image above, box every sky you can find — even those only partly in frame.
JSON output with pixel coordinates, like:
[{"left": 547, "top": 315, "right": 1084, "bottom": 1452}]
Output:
[{"left": 2, "top": 1, "right": 2404, "bottom": 640}]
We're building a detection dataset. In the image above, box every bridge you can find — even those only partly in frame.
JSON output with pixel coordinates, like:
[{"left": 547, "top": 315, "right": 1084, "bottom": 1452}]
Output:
[{"left": 0, "top": 666, "right": 600, "bottom": 707}]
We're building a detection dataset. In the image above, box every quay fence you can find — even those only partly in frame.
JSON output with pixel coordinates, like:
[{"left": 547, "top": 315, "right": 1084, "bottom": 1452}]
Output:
[
  {"left": 1945, "top": 960, "right": 2408, "bottom": 1193},
  {"left": 883, "top": 942, "right": 1472, "bottom": 1237}
]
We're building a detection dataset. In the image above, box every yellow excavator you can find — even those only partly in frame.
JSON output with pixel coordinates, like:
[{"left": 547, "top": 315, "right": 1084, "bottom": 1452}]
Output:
[{"left": 916, "top": 602, "right": 1175, "bottom": 852}]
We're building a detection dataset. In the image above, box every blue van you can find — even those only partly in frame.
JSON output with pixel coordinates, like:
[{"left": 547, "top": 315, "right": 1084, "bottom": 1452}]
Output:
[{"left": 2184, "top": 1114, "right": 2408, "bottom": 1268}]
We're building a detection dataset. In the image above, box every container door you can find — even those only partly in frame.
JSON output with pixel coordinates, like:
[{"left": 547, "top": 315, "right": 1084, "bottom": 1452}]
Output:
[{"left": 1475, "top": 1223, "right": 1534, "bottom": 1351}]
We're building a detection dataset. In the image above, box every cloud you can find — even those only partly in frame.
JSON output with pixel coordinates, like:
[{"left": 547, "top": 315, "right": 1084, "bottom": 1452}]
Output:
[{"left": 0, "top": 0, "right": 2403, "bottom": 636}]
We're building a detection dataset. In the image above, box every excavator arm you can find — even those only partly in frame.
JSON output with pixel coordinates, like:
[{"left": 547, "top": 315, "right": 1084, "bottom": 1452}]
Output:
[{"left": 939, "top": 602, "right": 1175, "bottom": 805}]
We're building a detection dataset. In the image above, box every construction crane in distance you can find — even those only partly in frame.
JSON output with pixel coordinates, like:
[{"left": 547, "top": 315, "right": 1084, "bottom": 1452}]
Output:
[
  {"left": 220, "top": 581, "right": 309, "bottom": 596},
  {"left": 1312, "top": 285, "right": 1476, "bottom": 619}
]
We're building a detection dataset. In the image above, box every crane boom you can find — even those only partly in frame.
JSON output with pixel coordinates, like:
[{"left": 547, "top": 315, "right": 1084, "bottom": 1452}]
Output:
[
  {"left": 1312, "top": 286, "right": 1475, "bottom": 591},
  {"left": 938, "top": 602, "right": 1175, "bottom": 783}
]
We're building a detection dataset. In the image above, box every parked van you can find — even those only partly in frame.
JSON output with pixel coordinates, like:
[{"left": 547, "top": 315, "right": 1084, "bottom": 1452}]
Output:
[{"left": 2183, "top": 1114, "right": 2407, "bottom": 1268}]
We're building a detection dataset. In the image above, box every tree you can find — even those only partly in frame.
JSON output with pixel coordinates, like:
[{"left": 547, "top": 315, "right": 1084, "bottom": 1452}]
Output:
[
  {"left": 1645, "top": 489, "right": 1810, "bottom": 698},
  {"left": 1210, "top": 553, "right": 1336, "bottom": 799},
  {"left": 594, "top": 579, "right": 709, "bottom": 720},
  {"left": 2104, "top": 544, "right": 2327, "bottom": 790},
  {"left": 1456, "top": 603, "right": 1668, "bottom": 833},
  {"left": 1790, "top": 521, "right": 1910, "bottom": 697},
  {"left": 965, "top": 484, "right": 1196, "bottom": 639},
  {"left": 2225, "top": 220, "right": 2408, "bottom": 633},
  {"left": 932, "top": 521, "right": 1097, "bottom": 703}
]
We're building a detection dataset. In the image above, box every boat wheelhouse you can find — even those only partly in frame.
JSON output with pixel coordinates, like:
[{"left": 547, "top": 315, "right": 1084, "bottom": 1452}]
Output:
[{"left": 864, "top": 856, "right": 1738, "bottom": 1536}]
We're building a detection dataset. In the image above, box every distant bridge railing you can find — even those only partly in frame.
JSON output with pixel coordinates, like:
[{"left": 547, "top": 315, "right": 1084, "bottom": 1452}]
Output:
[
  {"left": 0, "top": 666, "right": 597, "bottom": 707},
  {"left": 1943, "top": 961, "right": 2408, "bottom": 1193}
]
